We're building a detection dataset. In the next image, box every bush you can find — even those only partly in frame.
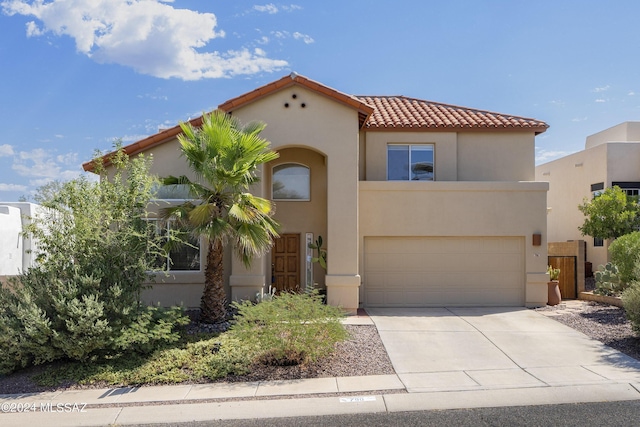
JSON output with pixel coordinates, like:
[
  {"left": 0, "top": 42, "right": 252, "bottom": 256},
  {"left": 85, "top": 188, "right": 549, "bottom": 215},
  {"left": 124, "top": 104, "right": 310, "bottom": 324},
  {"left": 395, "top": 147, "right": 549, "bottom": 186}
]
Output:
[
  {"left": 0, "top": 146, "right": 189, "bottom": 375},
  {"left": 622, "top": 282, "right": 640, "bottom": 335},
  {"left": 609, "top": 231, "right": 640, "bottom": 284},
  {"left": 230, "top": 291, "right": 348, "bottom": 366}
]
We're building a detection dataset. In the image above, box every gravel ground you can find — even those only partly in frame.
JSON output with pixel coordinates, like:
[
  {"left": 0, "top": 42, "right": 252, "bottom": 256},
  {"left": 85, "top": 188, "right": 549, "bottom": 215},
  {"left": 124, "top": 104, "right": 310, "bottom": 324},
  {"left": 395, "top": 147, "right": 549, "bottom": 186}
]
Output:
[
  {"left": 534, "top": 301, "right": 640, "bottom": 361},
  {"left": 2, "top": 300, "right": 640, "bottom": 395}
]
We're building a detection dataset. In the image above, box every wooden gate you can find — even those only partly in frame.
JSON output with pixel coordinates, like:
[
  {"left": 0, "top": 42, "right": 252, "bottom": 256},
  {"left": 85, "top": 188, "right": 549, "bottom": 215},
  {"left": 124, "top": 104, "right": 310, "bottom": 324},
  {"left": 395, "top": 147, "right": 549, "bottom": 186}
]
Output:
[{"left": 548, "top": 256, "right": 577, "bottom": 299}]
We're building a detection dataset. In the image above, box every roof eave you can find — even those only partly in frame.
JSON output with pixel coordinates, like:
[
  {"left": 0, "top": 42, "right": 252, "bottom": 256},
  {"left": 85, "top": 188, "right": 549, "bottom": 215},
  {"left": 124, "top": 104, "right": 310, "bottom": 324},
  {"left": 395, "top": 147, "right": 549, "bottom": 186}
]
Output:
[{"left": 82, "top": 116, "right": 204, "bottom": 172}]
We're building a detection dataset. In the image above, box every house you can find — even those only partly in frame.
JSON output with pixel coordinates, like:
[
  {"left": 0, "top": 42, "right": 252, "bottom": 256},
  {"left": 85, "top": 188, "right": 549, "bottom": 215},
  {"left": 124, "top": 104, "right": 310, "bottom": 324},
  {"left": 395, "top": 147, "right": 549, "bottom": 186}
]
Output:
[
  {"left": 0, "top": 202, "right": 41, "bottom": 282},
  {"left": 84, "top": 73, "right": 550, "bottom": 312},
  {"left": 535, "top": 121, "right": 640, "bottom": 270}
]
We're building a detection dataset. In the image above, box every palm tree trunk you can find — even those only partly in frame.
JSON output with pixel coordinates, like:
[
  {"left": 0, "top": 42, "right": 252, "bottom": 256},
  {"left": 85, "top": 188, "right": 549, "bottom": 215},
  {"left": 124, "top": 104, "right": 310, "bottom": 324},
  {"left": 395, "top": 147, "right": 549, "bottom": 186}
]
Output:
[{"left": 200, "top": 239, "right": 227, "bottom": 324}]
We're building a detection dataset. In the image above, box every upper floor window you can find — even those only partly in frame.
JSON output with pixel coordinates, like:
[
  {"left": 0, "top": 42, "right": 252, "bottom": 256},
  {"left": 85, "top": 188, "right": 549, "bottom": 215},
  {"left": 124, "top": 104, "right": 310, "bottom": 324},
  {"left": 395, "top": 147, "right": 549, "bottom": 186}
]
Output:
[
  {"left": 387, "top": 144, "right": 434, "bottom": 181},
  {"left": 272, "top": 163, "right": 310, "bottom": 200}
]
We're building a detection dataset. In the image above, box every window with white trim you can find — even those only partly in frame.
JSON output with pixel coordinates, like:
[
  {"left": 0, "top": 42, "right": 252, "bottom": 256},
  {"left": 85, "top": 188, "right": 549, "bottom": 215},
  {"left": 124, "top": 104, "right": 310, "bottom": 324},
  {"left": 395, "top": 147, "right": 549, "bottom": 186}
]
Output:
[
  {"left": 147, "top": 219, "right": 201, "bottom": 271},
  {"left": 272, "top": 163, "right": 310, "bottom": 200},
  {"left": 387, "top": 144, "right": 434, "bottom": 181}
]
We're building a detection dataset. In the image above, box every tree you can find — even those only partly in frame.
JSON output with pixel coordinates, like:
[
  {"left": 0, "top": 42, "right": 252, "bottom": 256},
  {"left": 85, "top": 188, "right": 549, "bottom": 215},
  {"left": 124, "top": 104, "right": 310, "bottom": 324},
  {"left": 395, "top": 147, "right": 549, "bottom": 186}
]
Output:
[
  {"left": 0, "top": 146, "right": 187, "bottom": 374},
  {"left": 578, "top": 186, "right": 640, "bottom": 240},
  {"left": 162, "top": 110, "right": 280, "bottom": 324}
]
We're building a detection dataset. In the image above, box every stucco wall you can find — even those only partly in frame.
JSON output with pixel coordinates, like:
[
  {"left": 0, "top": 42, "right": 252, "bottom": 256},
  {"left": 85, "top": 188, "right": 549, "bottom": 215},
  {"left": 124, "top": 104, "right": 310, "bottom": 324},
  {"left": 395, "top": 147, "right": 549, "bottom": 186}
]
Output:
[
  {"left": 359, "top": 181, "right": 550, "bottom": 306},
  {"left": 585, "top": 121, "right": 640, "bottom": 149},
  {"left": 457, "top": 132, "right": 535, "bottom": 181},
  {"left": 536, "top": 142, "right": 640, "bottom": 269},
  {"left": 364, "top": 131, "right": 535, "bottom": 182},
  {"left": 226, "top": 85, "right": 362, "bottom": 310}
]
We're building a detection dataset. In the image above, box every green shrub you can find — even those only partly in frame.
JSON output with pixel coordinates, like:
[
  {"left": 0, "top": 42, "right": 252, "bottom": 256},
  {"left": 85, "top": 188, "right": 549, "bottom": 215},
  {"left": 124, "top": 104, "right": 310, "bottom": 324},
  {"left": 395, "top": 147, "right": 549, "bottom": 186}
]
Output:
[
  {"left": 609, "top": 231, "right": 640, "bottom": 284},
  {"left": 594, "top": 262, "right": 627, "bottom": 296},
  {"left": 230, "top": 291, "right": 348, "bottom": 366},
  {"left": 0, "top": 146, "right": 189, "bottom": 375},
  {"left": 31, "top": 334, "right": 255, "bottom": 388},
  {"left": 622, "top": 282, "right": 640, "bottom": 335}
]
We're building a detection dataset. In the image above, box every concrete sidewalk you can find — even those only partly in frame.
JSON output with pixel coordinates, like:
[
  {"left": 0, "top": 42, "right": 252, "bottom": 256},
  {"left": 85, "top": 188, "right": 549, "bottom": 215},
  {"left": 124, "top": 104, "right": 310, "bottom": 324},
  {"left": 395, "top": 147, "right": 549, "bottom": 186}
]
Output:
[{"left": 1, "top": 306, "right": 640, "bottom": 426}]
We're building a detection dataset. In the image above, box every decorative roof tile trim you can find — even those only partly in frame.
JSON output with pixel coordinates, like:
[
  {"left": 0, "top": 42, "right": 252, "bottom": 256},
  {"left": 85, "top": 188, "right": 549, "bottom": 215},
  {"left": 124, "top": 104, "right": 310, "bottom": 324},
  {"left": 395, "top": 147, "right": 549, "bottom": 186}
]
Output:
[
  {"left": 218, "top": 73, "right": 374, "bottom": 125},
  {"left": 357, "top": 96, "right": 549, "bottom": 134}
]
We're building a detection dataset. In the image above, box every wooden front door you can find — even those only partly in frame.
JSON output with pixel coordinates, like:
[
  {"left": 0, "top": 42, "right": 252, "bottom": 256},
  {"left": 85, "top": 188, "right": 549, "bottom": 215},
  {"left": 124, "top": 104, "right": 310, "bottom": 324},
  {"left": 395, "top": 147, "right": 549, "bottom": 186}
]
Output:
[
  {"left": 549, "top": 256, "right": 577, "bottom": 299},
  {"left": 272, "top": 234, "right": 300, "bottom": 293}
]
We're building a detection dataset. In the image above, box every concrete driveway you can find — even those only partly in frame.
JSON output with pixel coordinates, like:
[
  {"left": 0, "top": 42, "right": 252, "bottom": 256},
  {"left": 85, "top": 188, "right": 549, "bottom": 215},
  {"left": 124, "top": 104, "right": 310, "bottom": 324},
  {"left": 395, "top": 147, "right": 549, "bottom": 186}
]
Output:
[{"left": 367, "top": 307, "right": 640, "bottom": 393}]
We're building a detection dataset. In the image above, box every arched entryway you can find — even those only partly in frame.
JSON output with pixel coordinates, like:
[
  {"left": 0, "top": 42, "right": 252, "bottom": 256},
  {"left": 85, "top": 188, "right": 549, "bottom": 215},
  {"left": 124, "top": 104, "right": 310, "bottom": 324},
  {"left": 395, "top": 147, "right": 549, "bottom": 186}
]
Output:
[{"left": 266, "top": 147, "right": 327, "bottom": 293}]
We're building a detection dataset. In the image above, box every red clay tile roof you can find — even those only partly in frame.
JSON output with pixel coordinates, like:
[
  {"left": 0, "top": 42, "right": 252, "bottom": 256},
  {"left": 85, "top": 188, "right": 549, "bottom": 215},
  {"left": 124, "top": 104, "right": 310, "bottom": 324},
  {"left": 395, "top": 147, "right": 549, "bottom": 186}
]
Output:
[
  {"left": 357, "top": 96, "right": 548, "bottom": 134},
  {"left": 83, "top": 74, "right": 548, "bottom": 171}
]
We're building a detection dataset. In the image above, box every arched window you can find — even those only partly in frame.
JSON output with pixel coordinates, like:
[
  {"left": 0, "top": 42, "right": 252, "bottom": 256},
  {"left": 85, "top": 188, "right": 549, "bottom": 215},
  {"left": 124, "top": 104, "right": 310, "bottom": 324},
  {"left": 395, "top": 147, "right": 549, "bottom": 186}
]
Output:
[{"left": 272, "top": 163, "right": 310, "bottom": 200}]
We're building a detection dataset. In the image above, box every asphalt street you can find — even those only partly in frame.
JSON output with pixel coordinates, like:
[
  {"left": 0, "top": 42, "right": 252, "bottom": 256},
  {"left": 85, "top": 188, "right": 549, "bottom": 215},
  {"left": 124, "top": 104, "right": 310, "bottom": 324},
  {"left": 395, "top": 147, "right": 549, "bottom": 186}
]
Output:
[{"left": 127, "top": 400, "right": 640, "bottom": 427}]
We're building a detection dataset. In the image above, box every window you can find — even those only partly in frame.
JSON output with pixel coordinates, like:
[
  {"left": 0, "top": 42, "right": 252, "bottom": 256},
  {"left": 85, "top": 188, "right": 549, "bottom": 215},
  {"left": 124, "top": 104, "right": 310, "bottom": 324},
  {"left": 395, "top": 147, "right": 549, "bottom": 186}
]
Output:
[
  {"left": 594, "top": 237, "right": 604, "bottom": 247},
  {"left": 147, "top": 220, "right": 201, "bottom": 271},
  {"left": 387, "top": 144, "right": 434, "bottom": 181},
  {"left": 151, "top": 184, "right": 192, "bottom": 200},
  {"left": 272, "top": 164, "right": 310, "bottom": 200}
]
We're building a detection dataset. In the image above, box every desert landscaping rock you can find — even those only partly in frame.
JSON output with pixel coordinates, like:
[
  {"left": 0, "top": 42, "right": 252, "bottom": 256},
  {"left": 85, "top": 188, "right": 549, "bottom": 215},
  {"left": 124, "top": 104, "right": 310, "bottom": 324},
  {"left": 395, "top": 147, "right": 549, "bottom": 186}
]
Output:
[{"left": 1, "top": 304, "right": 639, "bottom": 396}]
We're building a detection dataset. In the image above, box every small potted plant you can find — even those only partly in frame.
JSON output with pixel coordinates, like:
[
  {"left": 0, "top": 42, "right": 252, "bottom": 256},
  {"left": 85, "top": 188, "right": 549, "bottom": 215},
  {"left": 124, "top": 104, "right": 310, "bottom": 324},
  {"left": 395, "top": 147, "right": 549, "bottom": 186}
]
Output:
[{"left": 547, "top": 265, "right": 561, "bottom": 305}]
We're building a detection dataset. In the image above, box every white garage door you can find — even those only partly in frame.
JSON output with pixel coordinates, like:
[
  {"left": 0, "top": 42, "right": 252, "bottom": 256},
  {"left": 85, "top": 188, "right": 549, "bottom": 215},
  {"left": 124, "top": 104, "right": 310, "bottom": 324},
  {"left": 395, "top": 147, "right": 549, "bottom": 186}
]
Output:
[{"left": 364, "top": 237, "right": 524, "bottom": 307}]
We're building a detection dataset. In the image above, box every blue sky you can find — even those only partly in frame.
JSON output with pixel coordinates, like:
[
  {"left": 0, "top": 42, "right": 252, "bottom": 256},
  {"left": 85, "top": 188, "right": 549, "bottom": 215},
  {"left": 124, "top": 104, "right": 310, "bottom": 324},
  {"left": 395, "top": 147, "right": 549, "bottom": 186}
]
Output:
[{"left": 1, "top": 0, "right": 640, "bottom": 201}]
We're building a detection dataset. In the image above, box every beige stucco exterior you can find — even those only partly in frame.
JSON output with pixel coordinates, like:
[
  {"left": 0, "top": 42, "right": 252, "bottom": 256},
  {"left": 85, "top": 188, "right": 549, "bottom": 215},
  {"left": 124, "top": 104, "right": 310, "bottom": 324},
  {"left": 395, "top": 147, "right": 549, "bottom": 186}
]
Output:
[
  {"left": 97, "top": 74, "right": 549, "bottom": 311},
  {"left": 536, "top": 122, "right": 640, "bottom": 269},
  {"left": 359, "top": 181, "right": 549, "bottom": 306}
]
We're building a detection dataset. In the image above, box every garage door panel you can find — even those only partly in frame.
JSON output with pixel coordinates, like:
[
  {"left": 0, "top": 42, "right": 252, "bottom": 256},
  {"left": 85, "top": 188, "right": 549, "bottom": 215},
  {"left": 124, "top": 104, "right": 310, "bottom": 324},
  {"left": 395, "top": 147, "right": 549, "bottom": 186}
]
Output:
[{"left": 364, "top": 237, "right": 524, "bottom": 307}]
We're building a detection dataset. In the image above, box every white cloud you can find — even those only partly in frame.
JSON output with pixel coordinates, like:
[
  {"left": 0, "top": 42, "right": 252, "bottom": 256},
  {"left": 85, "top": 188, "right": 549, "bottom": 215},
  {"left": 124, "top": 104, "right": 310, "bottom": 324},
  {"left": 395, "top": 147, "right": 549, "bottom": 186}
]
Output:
[
  {"left": 593, "top": 85, "right": 610, "bottom": 92},
  {"left": 293, "top": 32, "right": 314, "bottom": 44},
  {"left": 0, "top": 183, "right": 27, "bottom": 192},
  {"left": 252, "top": 4, "right": 302, "bottom": 14},
  {"left": 535, "top": 148, "right": 570, "bottom": 164},
  {"left": 571, "top": 117, "right": 588, "bottom": 122},
  {"left": 272, "top": 30, "right": 289, "bottom": 39},
  {"left": 12, "top": 148, "right": 81, "bottom": 187},
  {"left": 2, "top": 0, "right": 287, "bottom": 80},
  {"left": 629, "top": 91, "right": 635, "bottom": 96},
  {"left": 253, "top": 3, "right": 278, "bottom": 14},
  {"left": 25, "top": 20, "right": 43, "bottom": 36},
  {"left": 549, "top": 100, "right": 565, "bottom": 107},
  {"left": 595, "top": 98, "right": 607, "bottom": 103},
  {"left": 0, "top": 144, "right": 14, "bottom": 157},
  {"left": 270, "top": 30, "right": 314, "bottom": 44}
]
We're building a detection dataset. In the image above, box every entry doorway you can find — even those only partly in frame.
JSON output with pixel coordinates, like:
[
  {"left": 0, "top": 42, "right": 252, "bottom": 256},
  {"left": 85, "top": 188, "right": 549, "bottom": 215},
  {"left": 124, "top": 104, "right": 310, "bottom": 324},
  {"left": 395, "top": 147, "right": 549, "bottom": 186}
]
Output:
[{"left": 272, "top": 233, "right": 300, "bottom": 292}]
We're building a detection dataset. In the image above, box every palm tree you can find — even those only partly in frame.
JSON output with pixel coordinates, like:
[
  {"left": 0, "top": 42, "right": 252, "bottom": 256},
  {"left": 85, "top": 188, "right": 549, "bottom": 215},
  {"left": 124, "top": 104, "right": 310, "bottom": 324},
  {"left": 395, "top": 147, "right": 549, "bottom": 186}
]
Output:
[{"left": 162, "top": 110, "right": 280, "bottom": 324}]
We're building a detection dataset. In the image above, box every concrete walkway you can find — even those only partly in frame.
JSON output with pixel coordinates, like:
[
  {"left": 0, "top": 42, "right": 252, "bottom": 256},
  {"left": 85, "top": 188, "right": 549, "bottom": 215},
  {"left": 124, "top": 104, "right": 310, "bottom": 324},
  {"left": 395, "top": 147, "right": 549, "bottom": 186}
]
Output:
[{"left": 1, "top": 306, "right": 640, "bottom": 426}]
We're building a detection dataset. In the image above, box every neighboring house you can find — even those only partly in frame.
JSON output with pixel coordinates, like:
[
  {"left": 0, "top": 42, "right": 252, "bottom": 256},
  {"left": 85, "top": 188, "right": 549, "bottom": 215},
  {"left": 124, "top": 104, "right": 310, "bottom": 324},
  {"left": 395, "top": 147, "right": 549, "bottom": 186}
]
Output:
[
  {"left": 0, "top": 202, "right": 41, "bottom": 281},
  {"left": 85, "top": 73, "right": 550, "bottom": 311},
  {"left": 536, "top": 121, "right": 640, "bottom": 270}
]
